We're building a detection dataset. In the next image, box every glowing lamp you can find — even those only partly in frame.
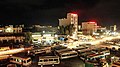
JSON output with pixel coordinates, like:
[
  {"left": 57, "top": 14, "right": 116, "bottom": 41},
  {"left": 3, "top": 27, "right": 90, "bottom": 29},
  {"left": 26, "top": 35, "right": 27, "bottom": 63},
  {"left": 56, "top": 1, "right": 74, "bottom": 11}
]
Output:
[
  {"left": 72, "top": 14, "right": 77, "bottom": 16},
  {"left": 89, "top": 22, "right": 96, "bottom": 24}
]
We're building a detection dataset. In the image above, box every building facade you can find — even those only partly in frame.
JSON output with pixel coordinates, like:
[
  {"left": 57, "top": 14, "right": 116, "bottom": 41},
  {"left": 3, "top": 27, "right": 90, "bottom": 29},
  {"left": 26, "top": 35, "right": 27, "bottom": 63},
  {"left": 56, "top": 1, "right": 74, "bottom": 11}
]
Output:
[
  {"left": 82, "top": 22, "right": 97, "bottom": 35},
  {"left": 59, "top": 18, "right": 69, "bottom": 26},
  {"left": 110, "top": 25, "right": 117, "bottom": 32},
  {"left": 59, "top": 13, "right": 78, "bottom": 37},
  {"left": 0, "top": 33, "right": 25, "bottom": 44},
  {"left": 0, "top": 25, "right": 22, "bottom": 33}
]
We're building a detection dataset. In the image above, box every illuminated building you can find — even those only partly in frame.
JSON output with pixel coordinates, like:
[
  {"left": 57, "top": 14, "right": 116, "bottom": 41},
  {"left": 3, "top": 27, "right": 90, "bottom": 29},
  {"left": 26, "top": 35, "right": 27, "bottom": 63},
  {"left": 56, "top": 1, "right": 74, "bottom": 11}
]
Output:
[
  {"left": 82, "top": 22, "right": 97, "bottom": 35},
  {"left": 59, "top": 13, "right": 78, "bottom": 37},
  {"left": 0, "top": 25, "right": 24, "bottom": 44},
  {"left": 31, "top": 25, "right": 58, "bottom": 44},
  {"left": 110, "top": 25, "right": 117, "bottom": 32},
  {"left": 0, "top": 25, "right": 22, "bottom": 33},
  {"left": 0, "top": 33, "right": 25, "bottom": 44},
  {"left": 15, "top": 24, "right": 24, "bottom": 28},
  {"left": 32, "top": 32, "right": 57, "bottom": 45},
  {"left": 59, "top": 18, "right": 68, "bottom": 26},
  {"left": 59, "top": 13, "right": 78, "bottom": 27}
]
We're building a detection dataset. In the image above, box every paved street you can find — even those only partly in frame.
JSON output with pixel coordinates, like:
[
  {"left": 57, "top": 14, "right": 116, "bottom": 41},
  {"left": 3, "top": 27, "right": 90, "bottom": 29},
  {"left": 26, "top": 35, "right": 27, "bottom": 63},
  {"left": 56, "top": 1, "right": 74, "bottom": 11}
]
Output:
[{"left": 1, "top": 37, "right": 120, "bottom": 67}]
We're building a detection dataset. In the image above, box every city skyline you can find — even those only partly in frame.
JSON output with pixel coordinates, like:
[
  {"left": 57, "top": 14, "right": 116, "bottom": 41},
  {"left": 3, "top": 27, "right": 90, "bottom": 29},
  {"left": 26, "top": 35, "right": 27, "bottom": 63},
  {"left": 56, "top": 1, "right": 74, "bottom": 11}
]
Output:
[{"left": 0, "top": 0, "right": 120, "bottom": 27}]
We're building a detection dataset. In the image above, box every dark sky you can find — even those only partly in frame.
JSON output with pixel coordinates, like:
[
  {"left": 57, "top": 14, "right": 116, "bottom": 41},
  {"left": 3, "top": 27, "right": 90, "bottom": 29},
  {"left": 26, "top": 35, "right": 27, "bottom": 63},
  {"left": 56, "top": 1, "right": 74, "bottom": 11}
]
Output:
[{"left": 0, "top": 0, "right": 120, "bottom": 27}]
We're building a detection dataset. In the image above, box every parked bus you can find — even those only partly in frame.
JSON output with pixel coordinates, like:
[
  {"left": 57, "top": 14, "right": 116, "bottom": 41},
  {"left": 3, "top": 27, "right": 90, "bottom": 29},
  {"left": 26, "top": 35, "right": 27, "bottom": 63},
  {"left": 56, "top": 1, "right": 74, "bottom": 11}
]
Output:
[
  {"left": 111, "top": 60, "right": 120, "bottom": 67},
  {"left": 72, "top": 46, "right": 87, "bottom": 51},
  {"left": 91, "top": 47, "right": 110, "bottom": 57},
  {"left": 100, "top": 47, "right": 110, "bottom": 55},
  {"left": 9, "top": 53, "right": 32, "bottom": 66},
  {"left": 55, "top": 48, "right": 78, "bottom": 59},
  {"left": 87, "top": 54, "right": 105, "bottom": 59},
  {"left": 38, "top": 56, "right": 60, "bottom": 66},
  {"left": 7, "top": 64, "right": 17, "bottom": 67},
  {"left": 85, "top": 54, "right": 107, "bottom": 67},
  {"left": 79, "top": 52, "right": 95, "bottom": 61},
  {"left": 77, "top": 49, "right": 93, "bottom": 56}
]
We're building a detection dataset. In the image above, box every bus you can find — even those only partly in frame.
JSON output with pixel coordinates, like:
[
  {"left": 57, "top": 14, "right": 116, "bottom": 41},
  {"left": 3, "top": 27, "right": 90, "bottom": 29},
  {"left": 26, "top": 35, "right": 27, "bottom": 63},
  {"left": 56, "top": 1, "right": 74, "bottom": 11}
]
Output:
[
  {"left": 7, "top": 64, "right": 17, "bottom": 67},
  {"left": 111, "top": 60, "right": 120, "bottom": 67},
  {"left": 92, "top": 47, "right": 110, "bottom": 55},
  {"left": 79, "top": 52, "right": 96, "bottom": 61},
  {"left": 85, "top": 54, "right": 107, "bottom": 67},
  {"left": 38, "top": 56, "right": 60, "bottom": 66},
  {"left": 87, "top": 54, "right": 105, "bottom": 59},
  {"left": 100, "top": 47, "right": 110, "bottom": 55},
  {"left": 55, "top": 48, "right": 78, "bottom": 59},
  {"left": 9, "top": 54, "right": 32, "bottom": 66},
  {"left": 77, "top": 49, "right": 93, "bottom": 56},
  {"left": 72, "top": 46, "right": 87, "bottom": 51},
  {"left": 86, "top": 53, "right": 107, "bottom": 65}
]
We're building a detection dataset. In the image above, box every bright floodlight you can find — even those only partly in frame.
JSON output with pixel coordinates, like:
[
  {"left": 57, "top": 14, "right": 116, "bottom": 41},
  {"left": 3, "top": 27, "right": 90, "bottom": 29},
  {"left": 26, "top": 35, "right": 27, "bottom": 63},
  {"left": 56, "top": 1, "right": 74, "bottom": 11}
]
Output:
[
  {"left": 72, "top": 14, "right": 77, "bottom": 16},
  {"left": 89, "top": 22, "right": 96, "bottom": 24}
]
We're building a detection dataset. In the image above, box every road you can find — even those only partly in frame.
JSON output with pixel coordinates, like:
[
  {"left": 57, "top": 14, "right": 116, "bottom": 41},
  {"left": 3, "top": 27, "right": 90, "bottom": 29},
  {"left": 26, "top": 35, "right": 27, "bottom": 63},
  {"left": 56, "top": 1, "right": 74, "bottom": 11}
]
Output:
[
  {"left": 66, "top": 36, "right": 120, "bottom": 48},
  {"left": 1, "top": 35, "right": 120, "bottom": 67}
]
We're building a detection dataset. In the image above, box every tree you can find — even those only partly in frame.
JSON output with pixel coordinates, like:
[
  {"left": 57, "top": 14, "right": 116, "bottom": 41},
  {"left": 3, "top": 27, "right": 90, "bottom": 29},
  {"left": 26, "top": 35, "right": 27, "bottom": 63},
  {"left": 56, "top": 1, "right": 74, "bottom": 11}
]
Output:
[
  {"left": 24, "top": 32, "right": 32, "bottom": 43},
  {"left": 59, "top": 25, "right": 65, "bottom": 34},
  {"left": 65, "top": 30, "right": 69, "bottom": 35},
  {"left": 69, "top": 24, "right": 74, "bottom": 35},
  {"left": 59, "top": 24, "right": 74, "bottom": 35}
]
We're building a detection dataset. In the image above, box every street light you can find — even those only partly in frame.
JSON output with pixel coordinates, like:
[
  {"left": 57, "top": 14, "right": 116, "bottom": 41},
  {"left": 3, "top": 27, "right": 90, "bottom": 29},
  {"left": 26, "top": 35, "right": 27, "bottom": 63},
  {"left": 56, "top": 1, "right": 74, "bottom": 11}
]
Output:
[{"left": 42, "top": 31, "right": 45, "bottom": 33}]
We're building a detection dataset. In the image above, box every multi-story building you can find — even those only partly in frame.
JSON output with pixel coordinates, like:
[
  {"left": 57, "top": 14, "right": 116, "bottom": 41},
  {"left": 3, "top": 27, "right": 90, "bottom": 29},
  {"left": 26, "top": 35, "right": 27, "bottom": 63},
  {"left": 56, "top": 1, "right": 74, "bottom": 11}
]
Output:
[
  {"left": 59, "top": 18, "right": 68, "bottom": 26},
  {"left": 0, "top": 25, "right": 24, "bottom": 44},
  {"left": 82, "top": 22, "right": 97, "bottom": 35},
  {"left": 110, "top": 25, "right": 117, "bottom": 32},
  {"left": 0, "top": 33, "right": 25, "bottom": 44},
  {"left": 0, "top": 25, "right": 22, "bottom": 33},
  {"left": 59, "top": 13, "right": 78, "bottom": 37}
]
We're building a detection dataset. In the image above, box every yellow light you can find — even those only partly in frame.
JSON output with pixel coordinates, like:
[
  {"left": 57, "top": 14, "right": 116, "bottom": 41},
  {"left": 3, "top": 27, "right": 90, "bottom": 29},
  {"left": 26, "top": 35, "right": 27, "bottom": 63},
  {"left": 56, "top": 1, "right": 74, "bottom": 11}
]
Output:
[
  {"left": 72, "top": 14, "right": 77, "bottom": 16},
  {"left": 0, "top": 48, "right": 24, "bottom": 55}
]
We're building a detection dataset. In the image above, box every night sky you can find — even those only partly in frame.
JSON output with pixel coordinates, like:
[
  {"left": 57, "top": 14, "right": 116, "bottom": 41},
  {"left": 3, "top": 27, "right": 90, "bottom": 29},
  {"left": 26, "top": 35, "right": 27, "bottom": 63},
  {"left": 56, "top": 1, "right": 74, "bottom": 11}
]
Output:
[{"left": 0, "top": 0, "right": 120, "bottom": 28}]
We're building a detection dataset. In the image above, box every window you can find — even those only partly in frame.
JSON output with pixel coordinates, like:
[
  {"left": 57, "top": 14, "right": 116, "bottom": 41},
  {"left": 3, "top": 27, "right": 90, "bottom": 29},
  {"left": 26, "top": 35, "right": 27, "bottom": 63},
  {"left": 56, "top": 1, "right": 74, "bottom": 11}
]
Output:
[
  {"left": 49, "top": 59, "right": 53, "bottom": 61},
  {"left": 23, "top": 60, "right": 26, "bottom": 63},
  {"left": 27, "top": 59, "right": 31, "bottom": 63},
  {"left": 62, "top": 54, "right": 68, "bottom": 57},
  {"left": 39, "top": 60, "right": 43, "bottom": 62},
  {"left": 54, "top": 59, "right": 58, "bottom": 62},
  {"left": 16, "top": 59, "right": 19, "bottom": 62},
  {"left": 70, "top": 53, "right": 77, "bottom": 56},
  {"left": 10, "top": 58, "right": 13, "bottom": 60},
  {"left": 13, "top": 58, "right": 16, "bottom": 61},
  {"left": 18, "top": 59, "right": 22, "bottom": 62},
  {"left": 44, "top": 59, "right": 48, "bottom": 62},
  {"left": 14, "top": 30, "right": 15, "bottom": 32}
]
